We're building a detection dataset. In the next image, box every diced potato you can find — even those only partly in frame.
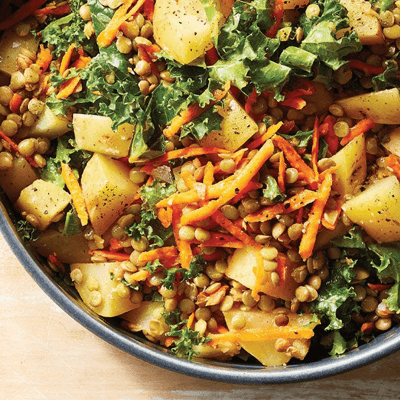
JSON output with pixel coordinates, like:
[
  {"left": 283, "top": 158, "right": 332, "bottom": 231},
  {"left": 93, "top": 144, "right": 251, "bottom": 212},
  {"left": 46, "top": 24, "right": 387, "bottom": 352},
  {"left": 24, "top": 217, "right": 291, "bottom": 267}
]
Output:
[
  {"left": 335, "top": 88, "right": 400, "bottom": 125},
  {"left": 70, "top": 262, "right": 139, "bottom": 317},
  {"left": 81, "top": 153, "right": 139, "bottom": 235},
  {"left": 122, "top": 301, "right": 169, "bottom": 340},
  {"left": 0, "top": 156, "right": 37, "bottom": 202},
  {"left": 31, "top": 230, "right": 92, "bottom": 263},
  {"left": 18, "top": 105, "right": 71, "bottom": 139},
  {"left": 330, "top": 134, "right": 366, "bottom": 197},
  {"left": 197, "top": 93, "right": 258, "bottom": 152},
  {"left": 339, "top": 0, "right": 385, "bottom": 45},
  {"left": 153, "top": 0, "right": 234, "bottom": 64},
  {"left": 0, "top": 29, "right": 38, "bottom": 75},
  {"left": 226, "top": 245, "right": 299, "bottom": 301},
  {"left": 192, "top": 342, "right": 241, "bottom": 361},
  {"left": 15, "top": 180, "right": 71, "bottom": 231},
  {"left": 382, "top": 127, "right": 400, "bottom": 157},
  {"left": 342, "top": 175, "right": 400, "bottom": 243},
  {"left": 73, "top": 114, "right": 135, "bottom": 158},
  {"left": 223, "top": 306, "right": 317, "bottom": 366}
]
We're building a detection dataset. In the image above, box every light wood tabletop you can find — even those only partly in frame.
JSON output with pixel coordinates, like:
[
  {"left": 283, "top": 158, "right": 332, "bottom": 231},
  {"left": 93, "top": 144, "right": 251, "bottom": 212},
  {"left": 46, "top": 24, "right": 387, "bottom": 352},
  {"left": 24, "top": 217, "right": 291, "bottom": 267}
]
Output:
[{"left": 1, "top": 231, "right": 400, "bottom": 400}]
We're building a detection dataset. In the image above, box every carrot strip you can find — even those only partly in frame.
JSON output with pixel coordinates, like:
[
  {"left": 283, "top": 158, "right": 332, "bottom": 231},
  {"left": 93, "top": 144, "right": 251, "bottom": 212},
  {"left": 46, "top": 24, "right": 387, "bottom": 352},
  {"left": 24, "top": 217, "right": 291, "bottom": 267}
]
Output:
[
  {"left": 299, "top": 173, "right": 333, "bottom": 260},
  {"left": 311, "top": 116, "right": 319, "bottom": 178},
  {"left": 97, "top": 0, "right": 148, "bottom": 47},
  {"left": 34, "top": 3, "right": 71, "bottom": 16},
  {"left": 36, "top": 44, "right": 52, "bottom": 72},
  {"left": 272, "top": 135, "right": 317, "bottom": 189},
  {"left": 9, "top": 93, "right": 23, "bottom": 114},
  {"left": 186, "top": 312, "right": 195, "bottom": 329},
  {"left": 180, "top": 168, "right": 197, "bottom": 189},
  {"left": 0, "top": 130, "right": 38, "bottom": 168},
  {"left": 280, "top": 120, "right": 296, "bottom": 134},
  {"left": 385, "top": 154, "right": 400, "bottom": 181},
  {"left": 296, "top": 206, "right": 304, "bottom": 224},
  {"left": 203, "top": 162, "right": 215, "bottom": 186},
  {"left": 143, "top": 43, "right": 161, "bottom": 56},
  {"left": 278, "top": 151, "right": 286, "bottom": 194},
  {"left": 367, "top": 283, "right": 393, "bottom": 291},
  {"left": 209, "top": 326, "right": 314, "bottom": 345},
  {"left": 61, "top": 163, "right": 88, "bottom": 226},
  {"left": 0, "top": 0, "right": 48, "bottom": 30},
  {"left": 320, "top": 115, "right": 338, "bottom": 155},
  {"left": 137, "top": 45, "right": 160, "bottom": 77},
  {"left": 149, "top": 146, "right": 229, "bottom": 164},
  {"left": 157, "top": 206, "right": 173, "bottom": 228},
  {"left": 245, "top": 87, "right": 258, "bottom": 114},
  {"left": 89, "top": 250, "right": 131, "bottom": 261},
  {"left": 251, "top": 250, "right": 265, "bottom": 301},
  {"left": 109, "top": 238, "right": 124, "bottom": 251},
  {"left": 280, "top": 97, "right": 306, "bottom": 110},
  {"left": 130, "top": 269, "right": 151, "bottom": 281},
  {"left": 229, "top": 181, "right": 263, "bottom": 204},
  {"left": 71, "top": 55, "right": 91, "bottom": 69},
  {"left": 56, "top": 76, "right": 81, "bottom": 99},
  {"left": 340, "top": 119, "right": 376, "bottom": 146},
  {"left": 59, "top": 43, "right": 76, "bottom": 77},
  {"left": 181, "top": 139, "right": 275, "bottom": 226},
  {"left": 143, "top": 0, "right": 154, "bottom": 21},
  {"left": 348, "top": 60, "right": 385, "bottom": 76},
  {"left": 246, "top": 121, "right": 283, "bottom": 151},
  {"left": 285, "top": 79, "right": 315, "bottom": 98},
  {"left": 211, "top": 210, "right": 262, "bottom": 250},
  {"left": 244, "top": 189, "right": 319, "bottom": 223},
  {"left": 265, "top": 0, "right": 284, "bottom": 38},
  {"left": 137, "top": 246, "right": 178, "bottom": 263},
  {"left": 171, "top": 206, "right": 192, "bottom": 270},
  {"left": 205, "top": 46, "right": 219, "bottom": 66}
]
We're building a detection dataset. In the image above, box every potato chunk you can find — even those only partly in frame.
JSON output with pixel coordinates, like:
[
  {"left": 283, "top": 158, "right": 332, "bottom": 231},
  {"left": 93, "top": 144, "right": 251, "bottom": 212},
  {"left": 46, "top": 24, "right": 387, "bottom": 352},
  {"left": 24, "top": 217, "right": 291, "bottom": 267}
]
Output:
[
  {"left": 70, "top": 262, "right": 139, "bottom": 317},
  {"left": 339, "top": 0, "right": 385, "bottom": 45},
  {"left": 15, "top": 179, "right": 71, "bottom": 231},
  {"left": 335, "top": 89, "right": 400, "bottom": 125},
  {"left": 73, "top": 114, "right": 134, "bottom": 158},
  {"left": 0, "top": 29, "right": 38, "bottom": 75},
  {"left": 198, "top": 93, "right": 258, "bottom": 151},
  {"left": 81, "top": 153, "right": 139, "bottom": 235},
  {"left": 342, "top": 175, "right": 400, "bottom": 243},
  {"left": 226, "top": 246, "right": 299, "bottom": 301},
  {"left": 153, "top": 0, "right": 234, "bottom": 64},
  {"left": 331, "top": 134, "right": 366, "bottom": 197},
  {"left": 0, "top": 156, "right": 37, "bottom": 202},
  {"left": 222, "top": 306, "right": 317, "bottom": 366}
]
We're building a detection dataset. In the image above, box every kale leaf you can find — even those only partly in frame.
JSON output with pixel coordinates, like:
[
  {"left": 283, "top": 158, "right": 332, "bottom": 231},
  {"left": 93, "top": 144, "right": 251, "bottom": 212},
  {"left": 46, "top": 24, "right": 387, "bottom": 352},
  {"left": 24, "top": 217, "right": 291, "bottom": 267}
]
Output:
[
  {"left": 16, "top": 220, "right": 40, "bottom": 242},
  {"left": 62, "top": 208, "right": 82, "bottom": 236},
  {"left": 262, "top": 175, "right": 286, "bottom": 203}
]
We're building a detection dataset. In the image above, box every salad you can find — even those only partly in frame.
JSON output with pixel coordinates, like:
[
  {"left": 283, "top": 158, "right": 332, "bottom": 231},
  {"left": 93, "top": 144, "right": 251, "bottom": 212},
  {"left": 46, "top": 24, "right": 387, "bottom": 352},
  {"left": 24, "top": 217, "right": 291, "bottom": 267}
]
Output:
[{"left": 0, "top": 0, "right": 400, "bottom": 367}]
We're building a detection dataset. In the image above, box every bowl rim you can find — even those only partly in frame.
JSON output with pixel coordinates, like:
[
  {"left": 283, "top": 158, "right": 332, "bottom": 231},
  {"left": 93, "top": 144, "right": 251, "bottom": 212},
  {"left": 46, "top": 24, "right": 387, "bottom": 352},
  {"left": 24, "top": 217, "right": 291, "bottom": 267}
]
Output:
[{"left": 2, "top": 209, "right": 400, "bottom": 384}]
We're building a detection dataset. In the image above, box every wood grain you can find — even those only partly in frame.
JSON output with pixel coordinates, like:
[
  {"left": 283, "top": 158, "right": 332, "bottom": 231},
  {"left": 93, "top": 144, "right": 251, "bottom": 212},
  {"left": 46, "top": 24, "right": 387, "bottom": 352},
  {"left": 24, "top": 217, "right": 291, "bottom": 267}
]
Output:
[{"left": 0, "top": 232, "right": 399, "bottom": 400}]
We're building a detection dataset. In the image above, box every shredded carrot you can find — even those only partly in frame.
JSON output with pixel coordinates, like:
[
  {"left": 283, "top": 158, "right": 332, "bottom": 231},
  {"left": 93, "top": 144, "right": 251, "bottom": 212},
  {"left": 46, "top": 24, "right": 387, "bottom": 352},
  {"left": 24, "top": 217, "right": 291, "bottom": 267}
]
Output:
[
  {"left": 142, "top": 0, "right": 154, "bottom": 21},
  {"left": 186, "top": 312, "right": 195, "bottom": 329},
  {"left": 311, "top": 116, "right": 319, "bottom": 179},
  {"left": 272, "top": 135, "right": 317, "bottom": 189},
  {"left": 57, "top": 76, "right": 82, "bottom": 99},
  {"left": 0, "top": 130, "right": 38, "bottom": 168},
  {"left": 280, "top": 120, "right": 296, "bottom": 135},
  {"left": 211, "top": 210, "right": 262, "bottom": 250},
  {"left": 340, "top": 118, "right": 376, "bottom": 146},
  {"left": 130, "top": 269, "right": 151, "bottom": 281},
  {"left": 180, "top": 168, "right": 197, "bottom": 189},
  {"left": 385, "top": 154, "right": 400, "bottom": 181},
  {"left": 280, "top": 97, "right": 306, "bottom": 110},
  {"left": 137, "top": 45, "right": 160, "bottom": 77},
  {"left": 164, "top": 337, "right": 175, "bottom": 347},
  {"left": 205, "top": 46, "right": 219, "bottom": 66},
  {"left": 109, "top": 238, "right": 124, "bottom": 251},
  {"left": 149, "top": 146, "right": 229, "bottom": 164},
  {"left": 209, "top": 326, "right": 315, "bottom": 345},
  {"left": 296, "top": 206, "right": 304, "bottom": 224},
  {"left": 318, "top": 164, "right": 340, "bottom": 183},
  {"left": 181, "top": 139, "right": 275, "bottom": 226},
  {"left": 59, "top": 43, "right": 76, "bottom": 77},
  {"left": 299, "top": 173, "right": 333, "bottom": 260},
  {"left": 265, "top": 0, "right": 284, "bottom": 38},
  {"left": 245, "top": 189, "right": 319, "bottom": 223},
  {"left": 217, "top": 325, "right": 229, "bottom": 334},
  {"left": 348, "top": 60, "right": 385, "bottom": 76},
  {"left": 71, "top": 55, "right": 91, "bottom": 69},
  {"left": 0, "top": 0, "right": 48, "bottom": 30},
  {"left": 320, "top": 115, "right": 338, "bottom": 155},
  {"left": 285, "top": 79, "right": 315, "bottom": 98},
  {"left": 367, "top": 283, "right": 393, "bottom": 291},
  {"left": 245, "top": 87, "right": 258, "bottom": 114},
  {"left": 61, "top": 163, "right": 89, "bottom": 226},
  {"left": 171, "top": 206, "right": 192, "bottom": 269},
  {"left": 137, "top": 246, "right": 178, "bottom": 263},
  {"left": 251, "top": 250, "right": 265, "bottom": 301},
  {"left": 246, "top": 121, "right": 283, "bottom": 151},
  {"left": 36, "top": 44, "right": 52, "bottom": 72},
  {"left": 48, "top": 254, "right": 65, "bottom": 273},
  {"left": 34, "top": 3, "right": 71, "bottom": 16},
  {"left": 196, "top": 235, "right": 244, "bottom": 249},
  {"left": 157, "top": 206, "right": 173, "bottom": 228},
  {"left": 143, "top": 43, "right": 161, "bottom": 56},
  {"left": 278, "top": 151, "right": 286, "bottom": 194},
  {"left": 163, "top": 84, "right": 230, "bottom": 138},
  {"left": 229, "top": 181, "right": 263, "bottom": 204},
  {"left": 97, "top": 0, "right": 148, "bottom": 47},
  {"left": 203, "top": 162, "right": 215, "bottom": 186},
  {"left": 9, "top": 93, "right": 23, "bottom": 114},
  {"left": 89, "top": 250, "right": 131, "bottom": 261}
]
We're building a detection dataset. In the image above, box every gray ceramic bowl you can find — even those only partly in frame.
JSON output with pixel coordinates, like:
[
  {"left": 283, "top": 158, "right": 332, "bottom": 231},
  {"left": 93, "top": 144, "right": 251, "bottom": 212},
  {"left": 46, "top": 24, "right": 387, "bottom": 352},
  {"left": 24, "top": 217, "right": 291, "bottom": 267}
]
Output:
[{"left": 1, "top": 193, "right": 400, "bottom": 384}]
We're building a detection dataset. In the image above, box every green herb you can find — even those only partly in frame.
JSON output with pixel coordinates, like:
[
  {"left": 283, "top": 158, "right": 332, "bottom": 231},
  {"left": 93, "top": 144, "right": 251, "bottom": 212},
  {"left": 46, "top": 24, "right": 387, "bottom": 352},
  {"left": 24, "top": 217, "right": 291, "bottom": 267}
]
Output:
[
  {"left": 372, "top": 61, "right": 400, "bottom": 92},
  {"left": 262, "top": 175, "right": 286, "bottom": 203},
  {"left": 62, "top": 208, "right": 82, "bottom": 236},
  {"left": 121, "top": 278, "right": 141, "bottom": 291},
  {"left": 143, "top": 259, "right": 164, "bottom": 274},
  {"left": 16, "top": 220, "right": 39, "bottom": 242},
  {"left": 282, "top": 130, "right": 314, "bottom": 148},
  {"left": 279, "top": 47, "right": 318, "bottom": 75}
]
